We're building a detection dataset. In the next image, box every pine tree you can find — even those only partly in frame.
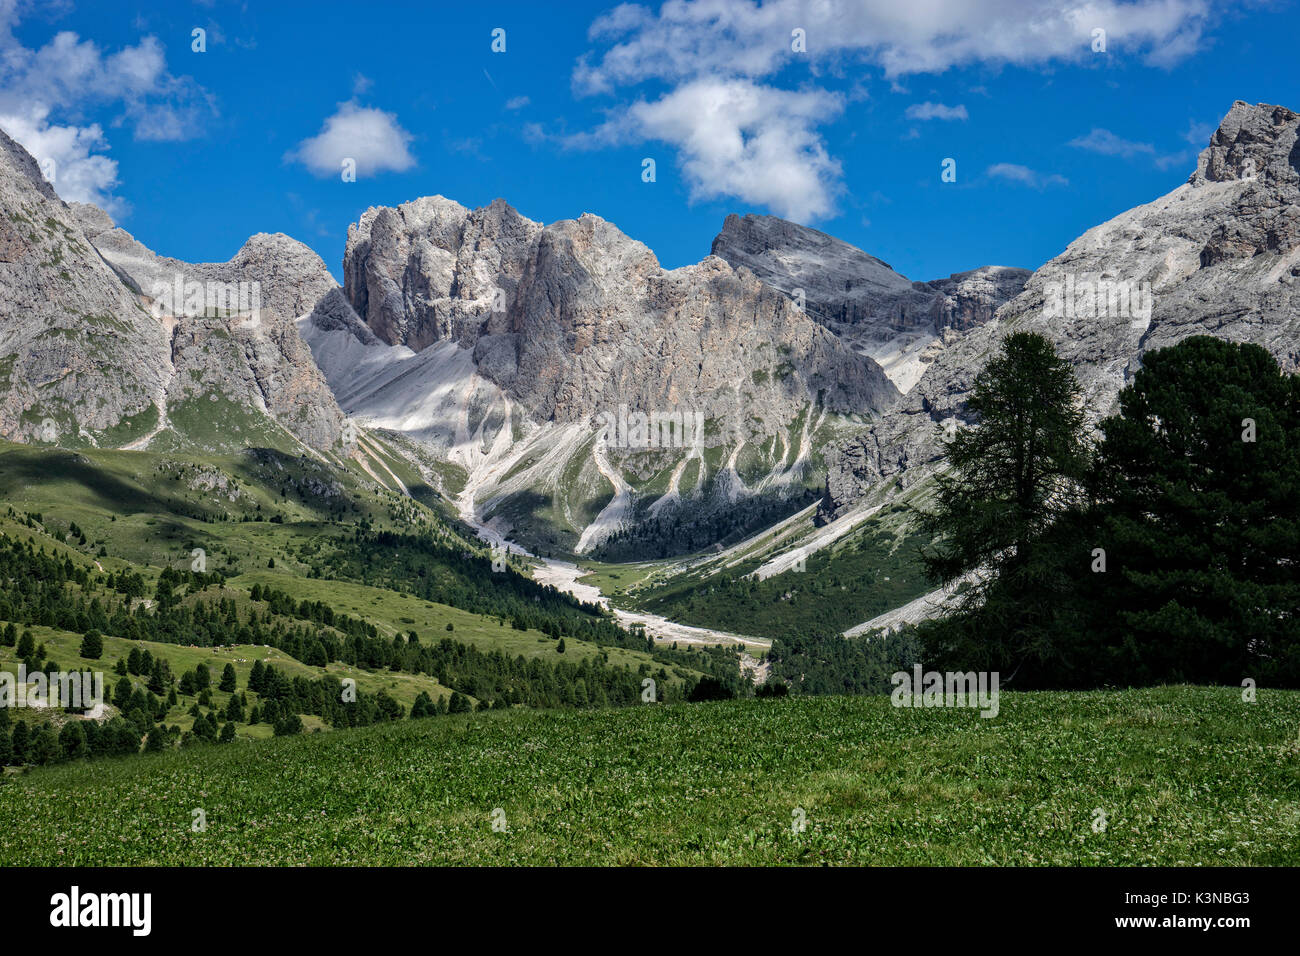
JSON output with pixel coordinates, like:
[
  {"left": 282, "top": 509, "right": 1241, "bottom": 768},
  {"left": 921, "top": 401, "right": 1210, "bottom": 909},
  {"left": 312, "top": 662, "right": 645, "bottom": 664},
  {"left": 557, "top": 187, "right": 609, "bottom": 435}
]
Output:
[
  {"left": 1087, "top": 336, "right": 1300, "bottom": 684},
  {"left": 113, "top": 676, "right": 133, "bottom": 709},
  {"left": 919, "top": 331, "right": 1088, "bottom": 596},
  {"left": 78, "top": 630, "right": 103, "bottom": 659},
  {"left": 9, "top": 720, "right": 27, "bottom": 764},
  {"left": 59, "top": 721, "right": 87, "bottom": 759},
  {"left": 218, "top": 663, "right": 237, "bottom": 693},
  {"left": 249, "top": 659, "right": 266, "bottom": 693}
]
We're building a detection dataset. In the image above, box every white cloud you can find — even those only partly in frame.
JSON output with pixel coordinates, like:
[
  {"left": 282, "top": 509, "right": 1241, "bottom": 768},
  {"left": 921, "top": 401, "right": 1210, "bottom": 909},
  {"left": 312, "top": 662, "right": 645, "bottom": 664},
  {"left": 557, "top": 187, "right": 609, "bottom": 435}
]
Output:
[
  {"left": 0, "top": 28, "right": 210, "bottom": 141},
  {"left": 1068, "top": 127, "right": 1155, "bottom": 156},
  {"left": 569, "top": 78, "right": 844, "bottom": 221},
  {"left": 0, "top": 106, "right": 125, "bottom": 213},
  {"left": 905, "top": 102, "right": 968, "bottom": 121},
  {"left": 0, "top": 3, "right": 213, "bottom": 211},
  {"left": 574, "top": 0, "right": 1214, "bottom": 92},
  {"left": 505, "top": 95, "right": 531, "bottom": 111},
  {"left": 286, "top": 100, "right": 416, "bottom": 178},
  {"left": 570, "top": 0, "right": 1210, "bottom": 222},
  {"left": 987, "top": 163, "right": 1069, "bottom": 189}
]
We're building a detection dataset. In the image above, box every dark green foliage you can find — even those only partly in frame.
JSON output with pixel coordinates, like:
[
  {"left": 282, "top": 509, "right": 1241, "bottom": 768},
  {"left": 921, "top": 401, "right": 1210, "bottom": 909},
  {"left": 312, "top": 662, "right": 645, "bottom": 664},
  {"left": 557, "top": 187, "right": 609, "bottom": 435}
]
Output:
[
  {"left": 918, "top": 331, "right": 1088, "bottom": 601},
  {"left": 919, "top": 336, "right": 1300, "bottom": 688},
  {"left": 409, "top": 691, "right": 436, "bottom": 718},
  {"left": 273, "top": 713, "right": 302, "bottom": 736},
  {"left": 78, "top": 629, "right": 103, "bottom": 659},
  {"left": 767, "top": 628, "right": 921, "bottom": 695},
  {"left": 687, "top": 677, "right": 735, "bottom": 702},
  {"left": 1085, "top": 337, "right": 1299, "bottom": 684}
]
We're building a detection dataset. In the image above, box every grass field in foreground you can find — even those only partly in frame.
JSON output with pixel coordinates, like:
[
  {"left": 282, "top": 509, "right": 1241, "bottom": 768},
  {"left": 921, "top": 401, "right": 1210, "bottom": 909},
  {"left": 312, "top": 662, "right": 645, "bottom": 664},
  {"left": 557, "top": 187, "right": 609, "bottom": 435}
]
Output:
[{"left": 1, "top": 686, "right": 1297, "bottom": 866}]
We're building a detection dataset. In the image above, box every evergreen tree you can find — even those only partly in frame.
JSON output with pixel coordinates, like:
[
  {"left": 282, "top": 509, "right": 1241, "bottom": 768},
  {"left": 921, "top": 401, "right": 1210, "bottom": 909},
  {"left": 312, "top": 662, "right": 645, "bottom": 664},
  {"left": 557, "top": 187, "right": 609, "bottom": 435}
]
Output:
[
  {"left": 915, "top": 332, "right": 1089, "bottom": 678},
  {"left": 1085, "top": 337, "right": 1300, "bottom": 684},
  {"left": 29, "top": 725, "right": 58, "bottom": 765},
  {"left": 9, "top": 720, "right": 27, "bottom": 764},
  {"left": 218, "top": 663, "right": 237, "bottom": 693},
  {"left": 272, "top": 713, "right": 302, "bottom": 736},
  {"left": 59, "top": 721, "right": 87, "bottom": 759},
  {"left": 78, "top": 629, "right": 103, "bottom": 659},
  {"left": 225, "top": 694, "right": 244, "bottom": 722},
  {"left": 919, "top": 331, "right": 1088, "bottom": 593},
  {"left": 113, "top": 676, "right": 133, "bottom": 709}
]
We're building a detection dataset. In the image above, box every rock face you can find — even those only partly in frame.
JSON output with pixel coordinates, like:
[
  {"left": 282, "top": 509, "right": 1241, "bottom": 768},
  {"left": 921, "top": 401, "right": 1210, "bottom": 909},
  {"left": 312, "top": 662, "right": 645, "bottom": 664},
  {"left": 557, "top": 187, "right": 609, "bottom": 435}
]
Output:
[
  {"left": 344, "top": 197, "right": 897, "bottom": 424},
  {"left": 0, "top": 126, "right": 170, "bottom": 445},
  {"left": 0, "top": 122, "right": 345, "bottom": 453},
  {"left": 313, "top": 195, "right": 900, "bottom": 555},
  {"left": 821, "top": 100, "right": 1300, "bottom": 520},
  {"left": 71, "top": 204, "right": 347, "bottom": 452},
  {"left": 711, "top": 213, "right": 1029, "bottom": 392}
]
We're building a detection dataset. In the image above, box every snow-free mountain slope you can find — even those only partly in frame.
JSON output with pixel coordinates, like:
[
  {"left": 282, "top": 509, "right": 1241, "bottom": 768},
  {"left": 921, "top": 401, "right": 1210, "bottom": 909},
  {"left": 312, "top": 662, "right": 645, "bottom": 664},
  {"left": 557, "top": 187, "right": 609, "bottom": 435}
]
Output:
[{"left": 710, "top": 213, "right": 1030, "bottom": 393}]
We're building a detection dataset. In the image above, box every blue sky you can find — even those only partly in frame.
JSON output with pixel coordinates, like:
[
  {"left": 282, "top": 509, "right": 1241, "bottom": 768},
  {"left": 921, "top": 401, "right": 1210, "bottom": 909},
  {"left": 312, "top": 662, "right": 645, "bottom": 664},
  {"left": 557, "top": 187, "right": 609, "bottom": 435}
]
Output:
[{"left": 3, "top": 0, "right": 1298, "bottom": 284}]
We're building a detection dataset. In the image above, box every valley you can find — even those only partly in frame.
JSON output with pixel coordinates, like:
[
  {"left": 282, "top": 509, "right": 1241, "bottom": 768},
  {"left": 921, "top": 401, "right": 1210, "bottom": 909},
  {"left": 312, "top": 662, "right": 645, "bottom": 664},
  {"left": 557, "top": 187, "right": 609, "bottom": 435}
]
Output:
[{"left": 0, "top": 92, "right": 1298, "bottom": 874}]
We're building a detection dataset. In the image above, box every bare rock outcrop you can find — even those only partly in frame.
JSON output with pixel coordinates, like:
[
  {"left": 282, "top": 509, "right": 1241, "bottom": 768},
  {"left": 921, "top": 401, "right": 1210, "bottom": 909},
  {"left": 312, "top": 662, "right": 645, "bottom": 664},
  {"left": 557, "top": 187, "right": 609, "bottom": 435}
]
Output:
[
  {"left": 710, "top": 213, "right": 1029, "bottom": 392},
  {"left": 0, "top": 126, "right": 170, "bottom": 444},
  {"left": 71, "top": 204, "right": 346, "bottom": 451},
  {"left": 340, "top": 197, "right": 898, "bottom": 437}
]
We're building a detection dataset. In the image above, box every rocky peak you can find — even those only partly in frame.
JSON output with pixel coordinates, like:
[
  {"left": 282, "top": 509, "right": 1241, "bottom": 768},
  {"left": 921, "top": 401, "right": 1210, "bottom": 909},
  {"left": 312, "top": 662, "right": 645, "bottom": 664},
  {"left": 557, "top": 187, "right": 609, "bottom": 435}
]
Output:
[
  {"left": 226, "top": 232, "right": 337, "bottom": 320},
  {"left": 345, "top": 195, "right": 542, "bottom": 351},
  {"left": 337, "top": 196, "right": 898, "bottom": 430},
  {"left": 0, "top": 126, "right": 58, "bottom": 203},
  {"left": 0, "top": 125, "right": 170, "bottom": 443},
  {"left": 1189, "top": 101, "right": 1300, "bottom": 187},
  {"left": 710, "top": 212, "right": 1029, "bottom": 392},
  {"left": 711, "top": 213, "right": 927, "bottom": 327}
]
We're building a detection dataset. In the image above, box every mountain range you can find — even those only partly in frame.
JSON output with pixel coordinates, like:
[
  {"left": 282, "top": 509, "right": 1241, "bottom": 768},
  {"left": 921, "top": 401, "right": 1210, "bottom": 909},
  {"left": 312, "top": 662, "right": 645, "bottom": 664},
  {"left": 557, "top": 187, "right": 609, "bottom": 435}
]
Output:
[{"left": 1, "top": 99, "right": 1295, "bottom": 631}]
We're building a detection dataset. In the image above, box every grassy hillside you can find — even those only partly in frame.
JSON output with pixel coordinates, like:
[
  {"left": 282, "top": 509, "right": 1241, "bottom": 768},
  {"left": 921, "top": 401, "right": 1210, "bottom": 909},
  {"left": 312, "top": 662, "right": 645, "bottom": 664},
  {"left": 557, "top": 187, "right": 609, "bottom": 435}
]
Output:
[
  {"left": 0, "top": 438, "right": 734, "bottom": 765},
  {"left": 3, "top": 685, "right": 1297, "bottom": 865},
  {"left": 583, "top": 498, "right": 933, "bottom": 640}
]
